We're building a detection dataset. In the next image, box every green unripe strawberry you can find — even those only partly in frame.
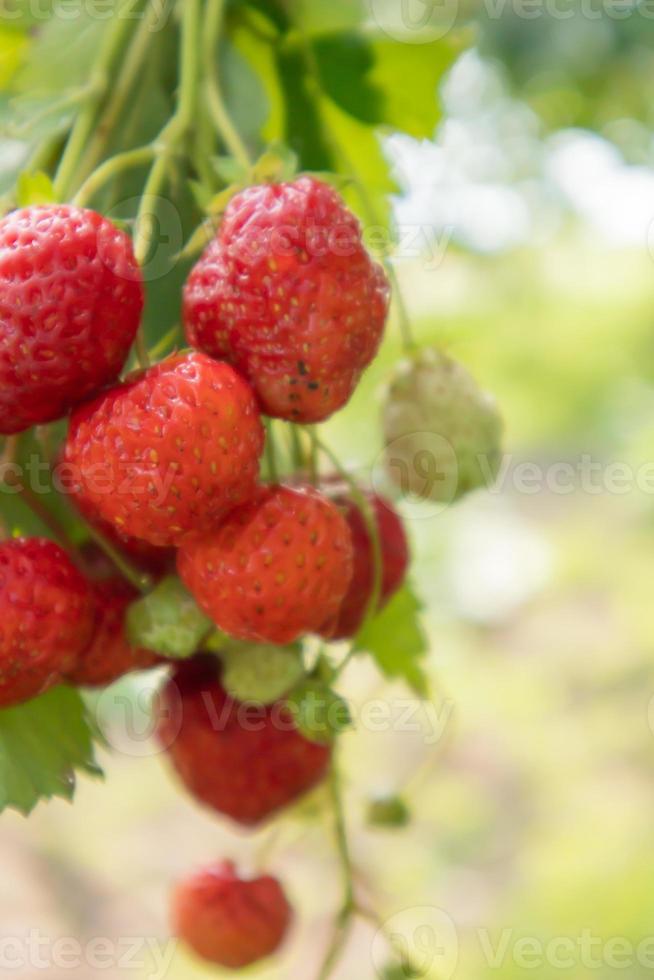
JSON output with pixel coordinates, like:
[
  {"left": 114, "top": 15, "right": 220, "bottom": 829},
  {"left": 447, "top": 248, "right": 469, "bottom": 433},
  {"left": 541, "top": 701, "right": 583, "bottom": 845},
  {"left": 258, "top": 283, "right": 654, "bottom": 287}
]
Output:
[
  {"left": 382, "top": 348, "right": 503, "bottom": 504},
  {"left": 221, "top": 644, "right": 305, "bottom": 705}
]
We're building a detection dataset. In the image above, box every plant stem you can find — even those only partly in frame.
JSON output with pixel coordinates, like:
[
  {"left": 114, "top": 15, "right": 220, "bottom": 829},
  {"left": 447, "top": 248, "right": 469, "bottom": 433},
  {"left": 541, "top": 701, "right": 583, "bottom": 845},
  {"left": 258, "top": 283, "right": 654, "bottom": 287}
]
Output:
[
  {"left": 74, "top": 0, "right": 165, "bottom": 185},
  {"left": 130, "top": 0, "right": 202, "bottom": 369},
  {"left": 307, "top": 426, "right": 319, "bottom": 484},
  {"left": 265, "top": 419, "right": 279, "bottom": 483},
  {"left": 317, "top": 761, "right": 356, "bottom": 980},
  {"left": 203, "top": 0, "right": 252, "bottom": 168},
  {"left": 1, "top": 435, "right": 18, "bottom": 467},
  {"left": 54, "top": 0, "right": 144, "bottom": 199},
  {"left": 148, "top": 323, "right": 181, "bottom": 361},
  {"left": 81, "top": 521, "right": 152, "bottom": 593},
  {"left": 73, "top": 145, "right": 156, "bottom": 208},
  {"left": 290, "top": 424, "right": 305, "bottom": 470}
]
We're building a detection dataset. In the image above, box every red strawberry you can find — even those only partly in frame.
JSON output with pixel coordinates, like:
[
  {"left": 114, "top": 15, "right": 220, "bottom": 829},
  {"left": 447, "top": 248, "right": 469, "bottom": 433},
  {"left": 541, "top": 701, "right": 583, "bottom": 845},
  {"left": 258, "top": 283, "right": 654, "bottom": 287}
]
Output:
[
  {"left": 63, "top": 351, "right": 265, "bottom": 547},
  {"left": 183, "top": 177, "right": 390, "bottom": 423},
  {"left": 323, "top": 483, "right": 410, "bottom": 638},
  {"left": 177, "top": 484, "right": 353, "bottom": 644},
  {"left": 156, "top": 655, "right": 331, "bottom": 826},
  {"left": 172, "top": 861, "right": 292, "bottom": 969},
  {"left": 0, "top": 538, "right": 95, "bottom": 706},
  {"left": 65, "top": 578, "right": 160, "bottom": 688},
  {"left": 0, "top": 205, "right": 143, "bottom": 435}
]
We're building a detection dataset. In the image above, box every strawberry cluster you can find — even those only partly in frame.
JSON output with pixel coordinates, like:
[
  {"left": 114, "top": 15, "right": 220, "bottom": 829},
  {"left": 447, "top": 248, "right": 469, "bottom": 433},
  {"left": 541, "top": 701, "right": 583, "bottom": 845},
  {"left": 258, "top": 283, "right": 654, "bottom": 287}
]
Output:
[{"left": 0, "top": 180, "right": 419, "bottom": 971}]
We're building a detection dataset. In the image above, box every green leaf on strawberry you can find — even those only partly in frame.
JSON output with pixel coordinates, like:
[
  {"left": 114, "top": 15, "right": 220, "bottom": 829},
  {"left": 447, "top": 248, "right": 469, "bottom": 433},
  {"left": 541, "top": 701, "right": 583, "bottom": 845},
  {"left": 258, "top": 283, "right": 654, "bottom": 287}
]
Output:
[
  {"left": 126, "top": 576, "right": 213, "bottom": 661},
  {"left": 356, "top": 584, "right": 429, "bottom": 696},
  {"left": 286, "top": 681, "right": 353, "bottom": 745},
  {"left": 0, "top": 685, "right": 101, "bottom": 816}
]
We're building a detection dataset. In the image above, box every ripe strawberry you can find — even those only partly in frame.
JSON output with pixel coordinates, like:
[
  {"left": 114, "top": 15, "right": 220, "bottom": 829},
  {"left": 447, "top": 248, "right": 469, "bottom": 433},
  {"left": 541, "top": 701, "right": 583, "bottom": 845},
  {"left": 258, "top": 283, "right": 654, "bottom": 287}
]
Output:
[
  {"left": 322, "top": 483, "right": 409, "bottom": 638},
  {"left": 0, "top": 205, "right": 143, "bottom": 435},
  {"left": 177, "top": 484, "right": 353, "bottom": 644},
  {"left": 172, "top": 861, "right": 292, "bottom": 969},
  {"left": 382, "top": 348, "right": 503, "bottom": 503},
  {"left": 183, "top": 177, "right": 390, "bottom": 423},
  {"left": 64, "top": 578, "right": 160, "bottom": 688},
  {"left": 63, "top": 351, "right": 265, "bottom": 548},
  {"left": 0, "top": 538, "right": 95, "bottom": 707},
  {"left": 156, "top": 655, "right": 331, "bottom": 826}
]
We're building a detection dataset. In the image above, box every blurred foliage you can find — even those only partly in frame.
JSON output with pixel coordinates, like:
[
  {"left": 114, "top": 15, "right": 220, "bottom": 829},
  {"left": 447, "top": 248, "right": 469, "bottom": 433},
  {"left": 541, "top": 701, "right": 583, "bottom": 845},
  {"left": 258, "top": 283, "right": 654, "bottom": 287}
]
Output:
[{"left": 479, "top": 6, "right": 654, "bottom": 155}]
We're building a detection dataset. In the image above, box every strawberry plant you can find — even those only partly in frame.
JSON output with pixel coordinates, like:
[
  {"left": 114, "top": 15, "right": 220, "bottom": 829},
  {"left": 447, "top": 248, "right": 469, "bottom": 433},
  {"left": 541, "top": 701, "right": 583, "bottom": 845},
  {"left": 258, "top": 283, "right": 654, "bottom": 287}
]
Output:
[{"left": 0, "top": 2, "right": 503, "bottom": 977}]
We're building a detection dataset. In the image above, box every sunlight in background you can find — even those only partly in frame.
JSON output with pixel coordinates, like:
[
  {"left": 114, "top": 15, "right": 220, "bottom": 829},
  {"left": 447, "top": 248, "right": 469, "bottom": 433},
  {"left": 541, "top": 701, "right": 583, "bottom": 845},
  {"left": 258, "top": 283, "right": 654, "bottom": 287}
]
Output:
[{"left": 389, "top": 48, "right": 654, "bottom": 253}]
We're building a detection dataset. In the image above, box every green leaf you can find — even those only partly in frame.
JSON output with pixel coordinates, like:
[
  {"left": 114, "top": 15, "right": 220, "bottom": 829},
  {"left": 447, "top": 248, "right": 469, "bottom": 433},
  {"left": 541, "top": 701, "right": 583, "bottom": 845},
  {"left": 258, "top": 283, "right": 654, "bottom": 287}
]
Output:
[
  {"left": 277, "top": 45, "right": 334, "bottom": 171},
  {"left": 16, "top": 169, "right": 57, "bottom": 206},
  {"left": 356, "top": 585, "right": 430, "bottom": 696},
  {"left": 0, "top": 685, "right": 101, "bottom": 816},
  {"left": 367, "top": 794, "right": 411, "bottom": 829},
  {"left": 221, "top": 644, "right": 305, "bottom": 705},
  {"left": 212, "top": 154, "right": 249, "bottom": 185},
  {"left": 286, "top": 681, "right": 353, "bottom": 745},
  {"left": 313, "top": 32, "right": 463, "bottom": 138},
  {"left": 0, "top": 24, "right": 28, "bottom": 86},
  {"left": 294, "top": 0, "right": 368, "bottom": 36},
  {"left": 12, "top": 10, "right": 105, "bottom": 95},
  {"left": 126, "top": 576, "right": 213, "bottom": 660},
  {"left": 251, "top": 141, "right": 298, "bottom": 183}
]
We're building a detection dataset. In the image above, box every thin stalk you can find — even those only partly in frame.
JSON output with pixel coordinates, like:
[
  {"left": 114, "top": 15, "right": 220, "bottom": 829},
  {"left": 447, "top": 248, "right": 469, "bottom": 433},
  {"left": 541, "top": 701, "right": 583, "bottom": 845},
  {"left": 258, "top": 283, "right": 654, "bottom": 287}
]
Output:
[
  {"left": 73, "top": 0, "right": 165, "bottom": 185},
  {"left": 307, "top": 426, "right": 319, "bottom": 484},
  {"left": 1, "top": 438, "right": 76, "bottom": 548},
  {"left": 265, "top": 420, "right": 279, "bottom": 483},
  {"left": 130, "top": 0, "right": 202, "bottom": 369},
  {"left": 73, "top": 145, "right": 156, "bottom": 208},
  {"left": 290, "top": 424, "right": 305, "bottom": 471},
  {"left": 203, "top": 0, "right": 252, "bottom": 167},
  {"left": 81, "top": 521, "right": 152, "bottom": 593},
  {"left": 317, "top": 761, "right": 356, "bottom": 980},
  {"left": 148, "top": 323, "right": 181, "bottom": 361},
  {"left": 54, "top": 0, "right": 144, "bottom": 199}
]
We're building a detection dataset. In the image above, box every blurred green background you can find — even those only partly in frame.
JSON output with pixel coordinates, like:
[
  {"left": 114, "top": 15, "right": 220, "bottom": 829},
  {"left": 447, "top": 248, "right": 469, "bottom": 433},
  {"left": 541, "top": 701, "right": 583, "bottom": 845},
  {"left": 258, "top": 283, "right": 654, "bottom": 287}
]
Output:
[{"left": 4, "top": 4, "right": 654, "bottom": 979}]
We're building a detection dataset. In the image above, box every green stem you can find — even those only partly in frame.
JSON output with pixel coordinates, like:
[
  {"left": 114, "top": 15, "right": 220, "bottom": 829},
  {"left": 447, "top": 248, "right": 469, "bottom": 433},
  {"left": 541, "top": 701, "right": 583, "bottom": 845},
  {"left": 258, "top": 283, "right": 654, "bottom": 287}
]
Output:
[
  {"left": 73, "top": 145, "right": 156, "bottom": 208},
  {"left": 310, "top": 432, "right": 383, "bottom": 628},
  {"left": 130, "top": 0, "right": 202, "bottom": 369},
  {"left": 307, "top": 426, "right": 319, "bottom": 484},
  {"left": 265, "top": 420, "right": 279, "bottom": 483},
  {"left": 81, "top": 521, "right": 152, "bottom": 594},
  {"left": 54, "top": 0, "right": 144, "bottom": 199},
  {"left": 148, "top": 323, "right": 181, "bottom": 361},
  {"left": 73, "top": 0, "right": 165, "bottom": 187},
  {"left": 203, "top": 0, "right": 252, "bottom": 167},
  {"left": 290, "top": 424, "right": 305, "bottom": 471},
  {"left": 317, "top": 761, "right": 356, "bottom": 980}
]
